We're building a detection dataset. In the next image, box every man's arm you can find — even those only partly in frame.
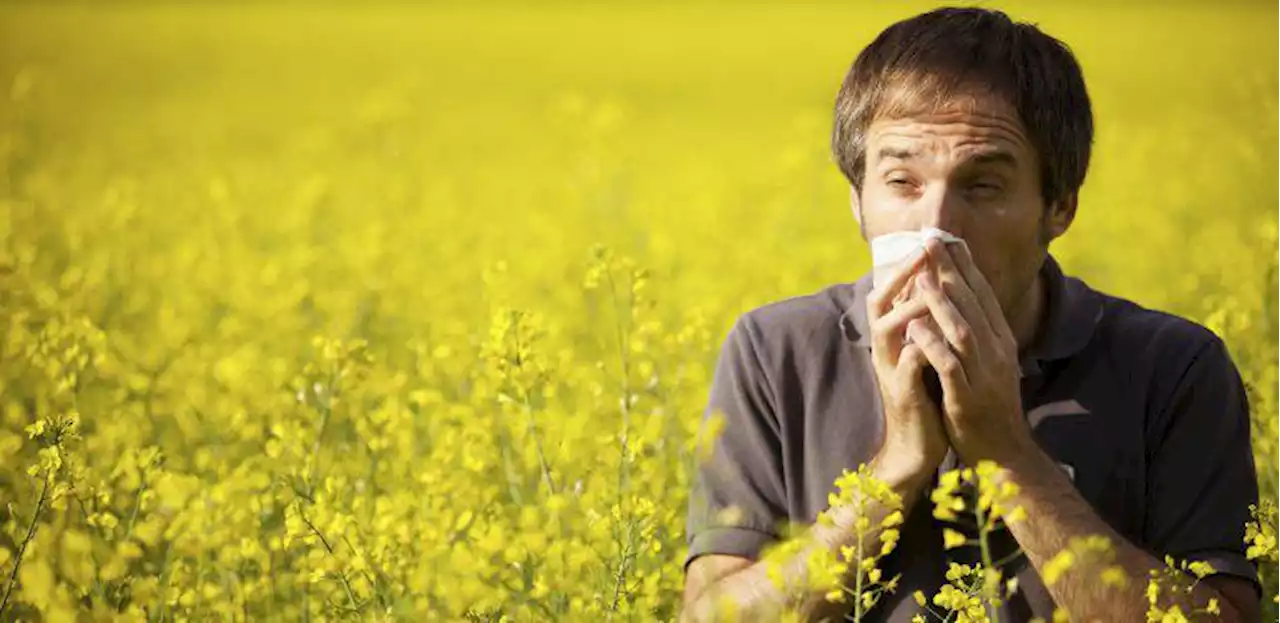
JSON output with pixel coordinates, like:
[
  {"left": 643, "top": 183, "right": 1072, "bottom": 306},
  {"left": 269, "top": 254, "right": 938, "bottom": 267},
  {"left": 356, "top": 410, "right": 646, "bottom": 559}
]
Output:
[
  {"left": 681, "top": 455, "right": 932, "bottom": 622},
  {"left": 995, "top": 331, "right": 1261, "bottom": 621},
  {"left": 997, "top": 446, "right": 1259, "bottom": 622}
]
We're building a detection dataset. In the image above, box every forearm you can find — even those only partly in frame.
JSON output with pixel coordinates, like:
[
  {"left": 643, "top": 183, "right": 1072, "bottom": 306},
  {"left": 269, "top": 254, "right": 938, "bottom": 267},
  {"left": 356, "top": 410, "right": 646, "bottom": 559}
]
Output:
[
  {"left": 999, "top": 447, "right": 1243, "bottom": 622},
  {"left": 681, "top": 459, "right": 932, "bottom": 622}
]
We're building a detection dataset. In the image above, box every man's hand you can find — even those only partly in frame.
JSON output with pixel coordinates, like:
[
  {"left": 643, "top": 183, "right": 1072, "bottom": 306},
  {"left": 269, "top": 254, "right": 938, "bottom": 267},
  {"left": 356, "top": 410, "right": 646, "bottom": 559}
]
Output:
[
  {"left": 865, "top": 247, "right": 950, "bottom": 481},
  {"left": 908, "top": 237, "right": 1034, "bottom": 466}
]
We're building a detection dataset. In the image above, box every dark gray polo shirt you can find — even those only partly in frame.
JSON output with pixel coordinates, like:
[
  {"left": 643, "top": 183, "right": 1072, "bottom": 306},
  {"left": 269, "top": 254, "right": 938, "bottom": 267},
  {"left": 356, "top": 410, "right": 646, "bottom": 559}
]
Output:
[{"left": 684, "top": 254, "right": 1260, "bottom": 621}]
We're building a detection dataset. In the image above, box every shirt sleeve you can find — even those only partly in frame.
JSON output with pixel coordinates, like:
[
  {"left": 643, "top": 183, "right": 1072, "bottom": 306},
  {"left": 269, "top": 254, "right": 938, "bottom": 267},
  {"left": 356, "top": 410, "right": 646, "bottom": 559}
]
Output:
[
  {"left": 684, "top": 313, "right": 788, "bottom": 572},
  {"left": 1144, "top": 334, "right": 1260, "bottom": 590}
]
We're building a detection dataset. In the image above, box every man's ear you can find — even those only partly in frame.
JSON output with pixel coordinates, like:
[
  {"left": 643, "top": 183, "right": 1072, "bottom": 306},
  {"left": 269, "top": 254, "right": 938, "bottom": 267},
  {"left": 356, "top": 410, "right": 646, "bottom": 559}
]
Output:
[
  {"left": 1045, "top": 193, "right": 1077, "bottom": 242},
  {"left": 850, "top": 186, "right": 870, "bottom": 242}
]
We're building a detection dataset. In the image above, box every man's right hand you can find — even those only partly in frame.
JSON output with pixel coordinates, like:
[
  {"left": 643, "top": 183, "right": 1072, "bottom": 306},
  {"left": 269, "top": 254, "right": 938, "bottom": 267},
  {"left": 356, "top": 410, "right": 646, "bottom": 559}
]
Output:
[{"left": 865, "top": 250, "right": 950, "bottom": 484}]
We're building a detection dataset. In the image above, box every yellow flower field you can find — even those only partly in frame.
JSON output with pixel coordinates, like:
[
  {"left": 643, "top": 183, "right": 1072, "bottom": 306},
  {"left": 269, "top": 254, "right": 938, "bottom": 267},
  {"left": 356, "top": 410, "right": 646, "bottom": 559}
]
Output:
[{"left": 0, "top": 2, "right": 1275, "bottom": 620}]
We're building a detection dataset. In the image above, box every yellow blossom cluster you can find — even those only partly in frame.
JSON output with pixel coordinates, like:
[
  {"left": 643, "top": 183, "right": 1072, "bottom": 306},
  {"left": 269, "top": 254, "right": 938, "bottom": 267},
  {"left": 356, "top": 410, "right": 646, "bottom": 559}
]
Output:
[
  {"left": 1245, "top": 501, "right": 1278, "bottom": 564},
  {"left": 1142, "top": 557, "right": 1222, "bottom": 622},
  {"left": 912, "top": 563, "right": 994, "bottom": 623},
  {"left": 821, "top": 464, "right": 906, "bottom": 614},
  {"left": 914, "top": 462, "right": 1024, "bottom": 623}
]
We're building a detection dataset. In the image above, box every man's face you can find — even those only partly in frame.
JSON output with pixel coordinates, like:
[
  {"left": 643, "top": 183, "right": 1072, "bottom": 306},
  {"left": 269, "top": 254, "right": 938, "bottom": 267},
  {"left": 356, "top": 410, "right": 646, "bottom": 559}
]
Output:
[{"left": 853, "top": 89, "right": 1069, "bottom": 317}]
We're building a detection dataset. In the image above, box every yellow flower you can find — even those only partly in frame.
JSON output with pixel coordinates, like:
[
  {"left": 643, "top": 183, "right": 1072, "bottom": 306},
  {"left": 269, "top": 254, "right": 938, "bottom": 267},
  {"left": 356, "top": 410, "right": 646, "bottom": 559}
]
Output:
[
  {"left": 1185, "top": 560, "right": 1215, "bottom": 578},
  {"left": 1100, "top": 566, "right": 1129, "bottom": 588},
  {"left": 24, "top": 420, "right": 46, "bottom": 439},
  {"left": 943, "top": 528, "right": 968, "bottom": 550},
  {"left": 884, "top": 574, "right": 900, "bottom": 592},
  {"left": 945, "top": 562, "right": 973, "bottom": 583},
  {"left": 1005, "top": 505, "right": 1027, "bottom": 524},
  {"left": 1042, "top": 551, "right": 1075, "bottom": 586}
]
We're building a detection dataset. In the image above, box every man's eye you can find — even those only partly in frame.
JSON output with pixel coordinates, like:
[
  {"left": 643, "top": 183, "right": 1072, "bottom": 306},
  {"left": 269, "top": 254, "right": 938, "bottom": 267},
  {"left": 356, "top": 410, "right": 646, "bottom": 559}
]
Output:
[{"left": 887, "top": 179, "right": 913, "bottom": 188}]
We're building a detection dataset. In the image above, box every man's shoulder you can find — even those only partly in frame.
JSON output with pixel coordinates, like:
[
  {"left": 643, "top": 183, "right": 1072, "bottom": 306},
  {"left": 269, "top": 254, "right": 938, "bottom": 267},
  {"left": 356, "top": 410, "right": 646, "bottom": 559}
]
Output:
[
  {"left": 1089, "top": 283, "right": 1229, "bottom": 371},
  {"left": 733, "top": 281, "right": 859, "bottom": 354}
]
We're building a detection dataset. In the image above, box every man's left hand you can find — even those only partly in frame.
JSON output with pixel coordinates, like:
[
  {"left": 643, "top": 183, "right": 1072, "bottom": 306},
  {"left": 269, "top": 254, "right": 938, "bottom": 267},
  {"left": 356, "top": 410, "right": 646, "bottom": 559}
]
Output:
[{"left": 907, "top": 237, "right": 1035, "bottom": 466}]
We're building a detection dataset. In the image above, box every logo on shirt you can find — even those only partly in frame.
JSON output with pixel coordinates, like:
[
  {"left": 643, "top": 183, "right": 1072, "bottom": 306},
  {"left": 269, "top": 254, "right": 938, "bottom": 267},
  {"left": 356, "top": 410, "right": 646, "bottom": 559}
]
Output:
[
  {"left": 1058, "top": 462, "right": 1076, "bottom": 482},
  {"left": 1026, "top": 399, "right": 1090, "bottom": 427}
]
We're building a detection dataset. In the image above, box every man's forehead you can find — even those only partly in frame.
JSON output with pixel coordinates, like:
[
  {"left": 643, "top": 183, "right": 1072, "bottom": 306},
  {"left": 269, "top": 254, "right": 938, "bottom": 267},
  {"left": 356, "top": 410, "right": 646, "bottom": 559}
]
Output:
[
  {"left": 868, "top": 110, "right": 1031, "bottom": 159},
  {"left": 866, "top": 86, "right": 1032, "bottom": 157}
]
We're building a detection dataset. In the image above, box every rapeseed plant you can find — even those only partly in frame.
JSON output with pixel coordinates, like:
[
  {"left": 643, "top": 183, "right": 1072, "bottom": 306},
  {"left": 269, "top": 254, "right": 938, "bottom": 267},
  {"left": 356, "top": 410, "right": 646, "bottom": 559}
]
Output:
[{"left": 0, "top": 4, "right": 1274, "bottom": 621}]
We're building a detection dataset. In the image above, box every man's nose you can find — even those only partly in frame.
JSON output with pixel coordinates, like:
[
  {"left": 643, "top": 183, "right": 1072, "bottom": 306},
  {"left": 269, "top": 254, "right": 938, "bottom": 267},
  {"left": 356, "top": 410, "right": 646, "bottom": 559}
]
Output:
[{"left": 916, "top": 184, "right": 965, "bottom": 237}]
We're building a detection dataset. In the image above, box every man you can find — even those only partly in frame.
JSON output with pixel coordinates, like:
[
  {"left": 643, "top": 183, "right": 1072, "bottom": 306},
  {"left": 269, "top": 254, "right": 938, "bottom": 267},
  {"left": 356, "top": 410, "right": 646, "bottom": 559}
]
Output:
[{"left": 680, "top": 7, "right": 1261, "bottom": 622}]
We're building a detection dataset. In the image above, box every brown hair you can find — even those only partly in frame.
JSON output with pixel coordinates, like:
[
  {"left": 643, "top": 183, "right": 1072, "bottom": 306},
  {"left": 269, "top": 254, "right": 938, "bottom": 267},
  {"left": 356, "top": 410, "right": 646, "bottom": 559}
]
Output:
[{"left": 831, "top": 7, "right": 1093, "bottom": 206}]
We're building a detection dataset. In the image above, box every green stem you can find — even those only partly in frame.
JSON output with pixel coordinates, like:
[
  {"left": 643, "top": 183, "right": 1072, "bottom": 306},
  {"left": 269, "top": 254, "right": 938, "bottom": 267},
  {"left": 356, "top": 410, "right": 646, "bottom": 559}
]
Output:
[
  {"left": 298, "top": 510, "right": 360, "bottom": 614},
  {"left": 853, "top": 500, "right": 866, "bottom": 622},
  {"left": 147, "top": 542, "right": 173, "bottom": 623},
  {"left": 604, "top": 268, "right": 633, "bottom": 498},
  {"left": 305, "top": 369, "right": 338, "bottom": 499},
  {"left": 496, "top": 425, "right": 524, "bottom": 505},
  {"left": 606, "top": 515, "right": 637, "bottom": 618},
  {"left": 993, "top": 549, "right": 1025, "bottom": 570},
  {"left": 114, "top": 476, "right": 149, "bottom": 611},
  {"left": 976, "top": 506, "right": 1000, "bottom": 623},
  {"left": 340, "top": 534, "right": 387, "bottom": 610},
  {"left": 519, "top": 392, "right": 556, "bottom": 494},
  {"left": 509, "top": 324, "right": 555, "bottom": 495},
  {"left": 0, "top": 472, "right": 50, "bottom": 616}
]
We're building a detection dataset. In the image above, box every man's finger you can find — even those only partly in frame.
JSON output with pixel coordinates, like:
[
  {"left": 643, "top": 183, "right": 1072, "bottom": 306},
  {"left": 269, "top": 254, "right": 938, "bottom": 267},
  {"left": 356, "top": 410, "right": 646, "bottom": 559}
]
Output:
[
  {"left": 897, "top": 342, "right": 928, "bottom": 377},
  {"left": 916, "top": 269, "right": 981, "bottom": 361},
  {"left": 947, "top": 241, "right": 1011, "bottom": 344},
  {"left": 907, "top": 317, "right": 971, "bottom": 397},
  {"left": 872, "top": 296, "right": 930, "bottom": 368},
  {"left": 867, "top": 247, "right": 931, "bottom": 320},
  {"left": 923, "top": 238, "right": 994, "bottom": 340}
]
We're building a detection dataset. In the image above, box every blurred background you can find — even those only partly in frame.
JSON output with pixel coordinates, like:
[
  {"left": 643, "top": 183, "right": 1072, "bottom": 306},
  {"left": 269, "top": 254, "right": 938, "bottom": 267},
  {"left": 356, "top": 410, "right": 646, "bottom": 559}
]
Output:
[{"left": 0, "top": 2, "right": 1275, "bottom": 620}]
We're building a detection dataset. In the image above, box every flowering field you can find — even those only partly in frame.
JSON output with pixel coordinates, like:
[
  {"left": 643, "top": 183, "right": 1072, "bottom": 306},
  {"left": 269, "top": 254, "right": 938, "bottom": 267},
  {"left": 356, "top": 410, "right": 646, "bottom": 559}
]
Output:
[{"left": 0, "top": 2, "right": 1275, "bottom": 621}]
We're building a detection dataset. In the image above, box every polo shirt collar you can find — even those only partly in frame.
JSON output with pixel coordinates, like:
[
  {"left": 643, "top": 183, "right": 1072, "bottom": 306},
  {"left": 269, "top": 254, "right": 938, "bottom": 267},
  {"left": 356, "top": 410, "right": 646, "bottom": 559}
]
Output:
[{"left": 838, "top": 254, "right": 1103, "bottom": 378}]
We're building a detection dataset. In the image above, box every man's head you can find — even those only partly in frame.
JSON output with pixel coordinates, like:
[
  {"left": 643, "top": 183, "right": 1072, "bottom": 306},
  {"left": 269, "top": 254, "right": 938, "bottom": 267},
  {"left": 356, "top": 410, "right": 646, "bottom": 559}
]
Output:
[{"left": 832, "top": 7, "right": 1092, "bottom": 317}]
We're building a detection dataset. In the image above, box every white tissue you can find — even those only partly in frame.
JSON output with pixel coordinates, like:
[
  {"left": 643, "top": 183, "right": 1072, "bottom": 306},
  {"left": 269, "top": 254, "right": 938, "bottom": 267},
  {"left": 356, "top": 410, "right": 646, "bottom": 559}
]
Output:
[{"left": 870, "top": 227, "right": 965, "bottom": 290}]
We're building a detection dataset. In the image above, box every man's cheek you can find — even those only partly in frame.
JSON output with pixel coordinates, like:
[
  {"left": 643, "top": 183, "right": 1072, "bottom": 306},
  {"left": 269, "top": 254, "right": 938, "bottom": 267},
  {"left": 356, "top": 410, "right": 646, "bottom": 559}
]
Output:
[{"left": 964, "top": 247, "right": 1003, "bottom": 287}]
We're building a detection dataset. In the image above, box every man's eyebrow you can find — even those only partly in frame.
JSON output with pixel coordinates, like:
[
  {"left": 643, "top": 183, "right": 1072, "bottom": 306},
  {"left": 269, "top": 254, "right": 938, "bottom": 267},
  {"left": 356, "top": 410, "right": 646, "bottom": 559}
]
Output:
[
  {"left": 876, "top": 146, "right": 919, "bottom": 161},
  {"left": 874, "top": 146, "right": 1019, "bottom": 167},
  {"left": 964, "top": 150, "right": 1018, "bottom": 168}
]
